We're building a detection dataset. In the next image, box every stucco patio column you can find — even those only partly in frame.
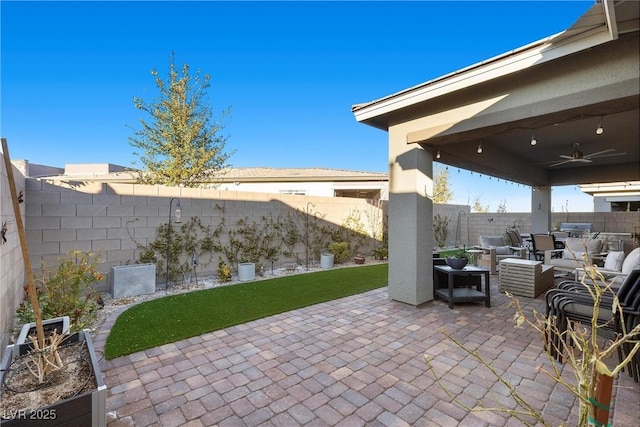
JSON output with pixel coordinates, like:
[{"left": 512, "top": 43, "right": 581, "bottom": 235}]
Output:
[
  {"left": 387, "top": 126, "right": 433, "bottom": 306},
  {"left": 531, "top": 186, "right": 552, "bottom": 234}
]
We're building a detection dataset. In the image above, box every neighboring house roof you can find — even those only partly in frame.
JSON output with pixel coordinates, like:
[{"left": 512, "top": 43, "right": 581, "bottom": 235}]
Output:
[
  {"left": 219, "top": 167, "right": 388, "bottom": 183},
  {"left": 580, "top": 181, "right": 640, "bottom": 198},
  {"left": 23, "top": 163, "right": 389, "bottom": 184}
]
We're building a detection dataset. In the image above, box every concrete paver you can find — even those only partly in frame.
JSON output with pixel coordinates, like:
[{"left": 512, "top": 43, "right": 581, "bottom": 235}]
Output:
[{"left": 95, "top": 278, "right": 640, "bottom": 426}]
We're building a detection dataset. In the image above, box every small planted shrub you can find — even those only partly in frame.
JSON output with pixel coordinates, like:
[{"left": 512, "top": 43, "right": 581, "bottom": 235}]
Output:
[
  {"left": 371, "top": 246, "right": 388, "bottom": 260},
  {"left": 433, "top": 214, "right": 450, "bottom": 248},
  {"left": 217, "top": 257, "right": 232, "bottom": 283},
  {"left": 16, "top": 250, "right": 103, "bottom": 331},
  {"left": 328, "top": 242, "right": 350, "bottom": 264}
]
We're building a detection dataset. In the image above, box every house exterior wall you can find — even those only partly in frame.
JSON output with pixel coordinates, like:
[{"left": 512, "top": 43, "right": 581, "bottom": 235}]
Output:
[{"left": 217, "top": 180, "right": 389, "bottom": 200}]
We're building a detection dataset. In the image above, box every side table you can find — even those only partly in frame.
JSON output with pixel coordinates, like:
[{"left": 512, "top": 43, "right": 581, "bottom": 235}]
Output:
[{"left": 433, "top": 265, "right": 491, "bottom": 309}]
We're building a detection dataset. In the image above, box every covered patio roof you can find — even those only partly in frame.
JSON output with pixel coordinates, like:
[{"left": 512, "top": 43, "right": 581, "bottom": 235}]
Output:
[{"left": 353, "top": 0, "right": 639, "bottom": 188}]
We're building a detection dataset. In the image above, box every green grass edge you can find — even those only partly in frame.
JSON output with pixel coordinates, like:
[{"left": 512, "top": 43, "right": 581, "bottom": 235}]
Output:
[{"left": 104, "top": 263, "right": 388, "bottom": 359}]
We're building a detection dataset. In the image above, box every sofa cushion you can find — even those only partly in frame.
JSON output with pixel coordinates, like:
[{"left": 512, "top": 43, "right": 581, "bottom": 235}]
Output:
[
  {"left": 550, "top": 258, "right": 582, "bottom": 270},
  {"left": 604, "top": 251, "right": 625, "bottom": 272},
  {"left": 490, "top": 245, "right": 513, "bottom": 255},
  {"left": 564, "top": 237, "right": 602, "bottom": 255},
  {"left": 621, "top": 248, "right": 640, "bottom": 274},
  {"left": 562, "top": 249, "right": 585, "bottom": 261}
]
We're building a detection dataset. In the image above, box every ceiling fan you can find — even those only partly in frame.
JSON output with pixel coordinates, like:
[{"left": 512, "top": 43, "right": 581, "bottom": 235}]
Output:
[{"left": 549, "top": 143, "right": 626, "bottom": 167}]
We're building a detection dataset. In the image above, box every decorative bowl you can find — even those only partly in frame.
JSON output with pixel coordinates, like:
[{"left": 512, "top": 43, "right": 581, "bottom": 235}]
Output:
[{"left": 445, "top": 256, "right": 468, "bottom": 269}]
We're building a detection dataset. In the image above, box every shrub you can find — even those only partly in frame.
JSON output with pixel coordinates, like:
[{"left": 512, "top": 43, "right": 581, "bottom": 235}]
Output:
[
  {"left": 371, "top": 246, "right": 388, "bottom": 260},
  {"left": 217, "top": 257, "right": 232, "bottom": 283},
  {"left": 328, "top": 242, "right": 350, "bottom": 264},
  {"left": 16, "top": 250, "right": 103, "bottom": 331},
  {"left": 433, "top": 214, "right": 450, "bottom": 248}
]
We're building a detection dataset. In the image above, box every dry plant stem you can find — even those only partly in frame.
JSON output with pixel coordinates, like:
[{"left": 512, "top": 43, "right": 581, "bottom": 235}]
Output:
[
  {"left": 25, "top": 330, "right": 66, "bottom": 384},
  {"left": 509, "top": 261, "right": 640, "bottom": 427},
  {"left": 426, "top": 259, "right": 640, "bottom": 427},
  {"left": 1, "top": 138, "right": 45, "bottom": 348},
  {"left": 424, "top": 330, "right": 549, "bottom": 427}
]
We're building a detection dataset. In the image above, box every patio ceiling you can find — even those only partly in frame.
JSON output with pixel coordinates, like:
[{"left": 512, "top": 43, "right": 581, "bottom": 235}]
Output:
[{"left": 353, "top": 0, "right": 639, "bottom": 189}]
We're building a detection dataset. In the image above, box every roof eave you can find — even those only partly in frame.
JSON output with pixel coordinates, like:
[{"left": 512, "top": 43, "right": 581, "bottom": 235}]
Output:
[{"left": 352, "top": 2, "right": 615, "bottom": 128}]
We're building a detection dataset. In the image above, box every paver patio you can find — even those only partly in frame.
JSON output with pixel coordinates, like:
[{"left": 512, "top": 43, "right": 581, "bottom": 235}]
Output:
[{"left": 94, "top": 276, "right": 640, "bottom": 426}]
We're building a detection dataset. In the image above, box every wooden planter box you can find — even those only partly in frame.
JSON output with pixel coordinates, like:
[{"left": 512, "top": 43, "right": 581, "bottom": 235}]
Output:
[
  {"left": 498, "top": 258, "right": 554, "bottom": 298},
  {"left": 16, "top": 316, "right": 70, "bottom": 345},
  {"left": 1, "top": 330, "right": 106, "bottom": 426}
]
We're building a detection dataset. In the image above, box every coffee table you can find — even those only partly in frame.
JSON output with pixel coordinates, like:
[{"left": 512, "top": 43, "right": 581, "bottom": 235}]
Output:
[
  {"left": 433, "top": 265, "right": 491, "bottom": 309},
  {"left": 498, "top": 258, "right": 554, "bottom": 298}
]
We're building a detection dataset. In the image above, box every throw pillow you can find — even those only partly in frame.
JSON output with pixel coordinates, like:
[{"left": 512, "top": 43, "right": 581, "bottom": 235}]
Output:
[
  {"left": 585, "top": 238, "right": 603, "bottom": 255},
  {"left": 621, "top": 248, "right": 640, "bottom": 274},
  {"left": 604, "top": 251, "right": 625, "bottom": 271}
]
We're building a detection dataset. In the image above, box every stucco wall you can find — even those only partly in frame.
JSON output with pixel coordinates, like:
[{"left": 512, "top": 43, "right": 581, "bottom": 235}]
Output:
[{"left": 0, "top": 155, "right": 26, "bottom": 354}]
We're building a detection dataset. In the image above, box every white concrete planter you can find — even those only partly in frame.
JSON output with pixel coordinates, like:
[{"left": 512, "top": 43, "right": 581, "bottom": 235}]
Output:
[
  {"left": 320, "top": 253, "right": 334, "bottom": 269},
  {"left": 111, "top": 263, "right": 156, "bottom": 298},
  {"left": 238, "top": 263, "right": 256, "bottom": 281}
]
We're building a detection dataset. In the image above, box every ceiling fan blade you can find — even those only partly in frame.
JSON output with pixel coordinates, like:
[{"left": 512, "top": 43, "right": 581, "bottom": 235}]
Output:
[
  {"left": 574, "top": 158, "right": 592, "bottom": 163},
  {"left": 558, "top": 155, "right": 574, "bottom": 160},
  {"left": 583, "top": 148, "right": 615, "bottom": 159},
  {"left": 589, "top": 152, "right": 627, "bottom": 159},
  {"left": 549, "top": 159, "right": 573, "bottom": 167}
]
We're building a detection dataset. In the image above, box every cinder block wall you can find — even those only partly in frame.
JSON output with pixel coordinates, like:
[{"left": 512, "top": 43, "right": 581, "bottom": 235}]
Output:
[
  {"left": 0, "top": 157, "right": 26, "bottom": 354},
  {"left": 2, "top": 170, "right": 637, "bottom": 354},
  {"left": 468, "top": 213, "right": 532, "bottom": 246},
  {"left": 24, "top": 179, "right": 389, "bottom": 293},
  {"left": 468, "top": 212, "right": 639, "bottom": 251},
  {"left": 431, "top": 204, "right": 471, "bottom": 248}
]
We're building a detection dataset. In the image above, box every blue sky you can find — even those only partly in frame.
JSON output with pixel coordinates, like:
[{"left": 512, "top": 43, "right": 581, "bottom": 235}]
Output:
[{"left": 1, "top": 1, "right": 595, "bottom": 212}]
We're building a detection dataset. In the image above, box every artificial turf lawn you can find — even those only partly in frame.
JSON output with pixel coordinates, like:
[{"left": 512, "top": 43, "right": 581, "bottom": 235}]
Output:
[{"left": 104, "top": 263, "right": 388, "bottom": 359}]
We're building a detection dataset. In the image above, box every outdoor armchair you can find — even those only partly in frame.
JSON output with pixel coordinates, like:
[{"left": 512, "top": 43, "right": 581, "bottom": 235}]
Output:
[
  {"left": 505, "top": 228, "right": 530, "bottom": 258},
  {"left": 544, "top": 269, "right": 640, "bottom": 381},
  {"left": 531, "top": 234, "right": 558, "bottom": 261},
  {"left": 474, "top": 235, "right": 526, "bottom": 275}
]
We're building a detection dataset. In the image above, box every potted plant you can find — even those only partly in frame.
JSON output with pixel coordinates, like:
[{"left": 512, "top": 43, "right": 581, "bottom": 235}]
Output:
[
  {"left": 237, "top": 260, "right": 256, "bottom": 281},
  {"left": 445, "top": 248, "right": 469, "bottom": 269},
  {"left": 1, "top": 251, "right": 107, "bottom": 426},
  {"left": 354, "top": 253, "right": 366, "bottom": 264}
]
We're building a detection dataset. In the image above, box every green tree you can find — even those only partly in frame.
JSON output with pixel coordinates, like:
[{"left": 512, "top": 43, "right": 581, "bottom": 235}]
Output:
[
  {"left": 471, "top": 196, "right": 489, "bottom": 213},
  {"left": 433, "top": 167, "right": 453, "bottom": 203},
  {"left": 129, "top": 53, "right": 233, "bottom": 187}
]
